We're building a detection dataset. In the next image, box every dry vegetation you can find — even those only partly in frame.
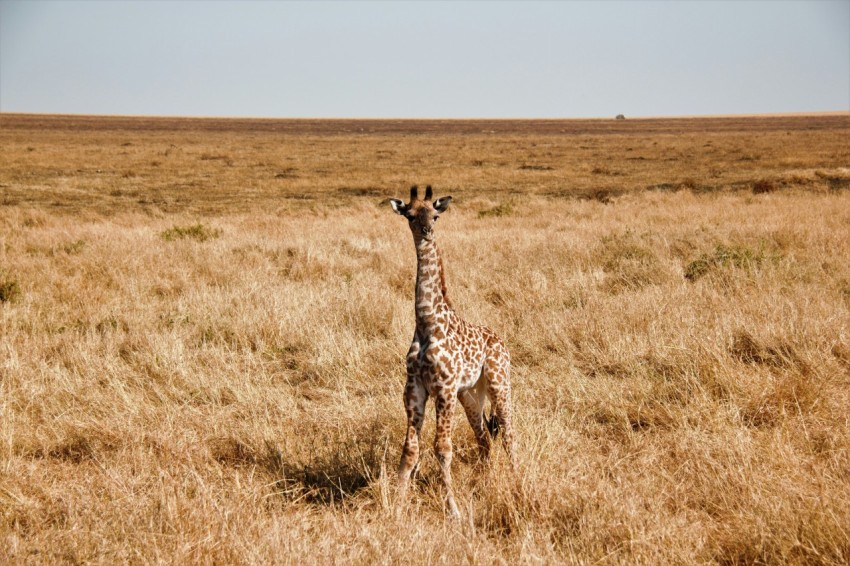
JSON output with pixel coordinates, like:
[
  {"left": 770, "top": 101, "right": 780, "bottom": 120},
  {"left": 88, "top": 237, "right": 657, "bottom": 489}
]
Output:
[{"left": 1, "top": 113, "right": 850, "bottom": 564}]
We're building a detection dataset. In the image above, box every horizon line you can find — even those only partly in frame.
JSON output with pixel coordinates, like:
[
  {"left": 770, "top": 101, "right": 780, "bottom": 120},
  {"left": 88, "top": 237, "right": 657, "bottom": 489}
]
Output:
[{"left": 2, "top": 110, "right": 849, "bottom": 122}]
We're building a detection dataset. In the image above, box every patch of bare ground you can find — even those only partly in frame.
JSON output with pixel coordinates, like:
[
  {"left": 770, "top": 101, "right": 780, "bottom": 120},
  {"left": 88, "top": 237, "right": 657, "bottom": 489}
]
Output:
[{"left": 1, "top": 114, "right": 849, "bottom": 563}]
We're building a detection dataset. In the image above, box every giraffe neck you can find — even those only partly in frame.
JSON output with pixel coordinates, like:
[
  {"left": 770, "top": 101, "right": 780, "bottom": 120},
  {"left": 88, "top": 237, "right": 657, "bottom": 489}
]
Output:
[{"left": 414, "top": 235, "right": 454, "bottom": 332}]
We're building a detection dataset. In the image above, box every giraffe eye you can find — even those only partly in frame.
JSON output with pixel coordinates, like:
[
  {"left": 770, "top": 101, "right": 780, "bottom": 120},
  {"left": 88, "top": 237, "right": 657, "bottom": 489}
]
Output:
[{"left": 434, "top": 215, "right": 439, "bottom": 222}]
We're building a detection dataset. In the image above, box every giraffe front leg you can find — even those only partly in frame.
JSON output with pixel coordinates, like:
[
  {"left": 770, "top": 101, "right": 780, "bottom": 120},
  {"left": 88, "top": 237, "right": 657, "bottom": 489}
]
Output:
[
  {"left": 397, "top": 378, "right": 427, "bottom": 502},
  {"left": 434, "top": 392, "right": 460, "bottom": 519}
]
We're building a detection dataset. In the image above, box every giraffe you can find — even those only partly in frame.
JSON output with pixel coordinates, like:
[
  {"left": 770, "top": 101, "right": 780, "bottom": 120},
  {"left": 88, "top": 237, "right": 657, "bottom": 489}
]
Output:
[{"left": 389, "top": 185, "right": 515, "bottom": 518}]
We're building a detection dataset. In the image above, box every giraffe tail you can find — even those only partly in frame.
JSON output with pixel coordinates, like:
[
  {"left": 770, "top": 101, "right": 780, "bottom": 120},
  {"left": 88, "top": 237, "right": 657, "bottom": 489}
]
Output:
[{"left": 486, "top": 412, "right": 500, "bottom": 439}]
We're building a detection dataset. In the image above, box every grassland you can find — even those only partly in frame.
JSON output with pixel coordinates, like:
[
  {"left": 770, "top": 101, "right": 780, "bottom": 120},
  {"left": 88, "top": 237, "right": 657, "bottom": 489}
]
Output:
[{"left": 1, "top": 113, "right": 850, "bottom": 564}]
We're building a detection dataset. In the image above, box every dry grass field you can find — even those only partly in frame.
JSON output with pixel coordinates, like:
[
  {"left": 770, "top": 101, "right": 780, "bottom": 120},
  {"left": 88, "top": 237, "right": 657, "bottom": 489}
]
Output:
[{"left": 1, "top": 112, "right": 850, "bottom": 564}]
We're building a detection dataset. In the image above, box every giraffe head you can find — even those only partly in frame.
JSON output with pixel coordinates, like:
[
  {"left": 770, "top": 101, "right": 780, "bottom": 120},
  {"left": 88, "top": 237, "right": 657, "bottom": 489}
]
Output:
[{"left": 389, "top": 185, "right": 452, "bottom": 241}]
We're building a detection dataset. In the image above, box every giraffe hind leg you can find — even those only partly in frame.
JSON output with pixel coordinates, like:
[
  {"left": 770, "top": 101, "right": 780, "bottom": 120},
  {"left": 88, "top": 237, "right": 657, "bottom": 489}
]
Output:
[
  {"left": 491, "top": 391, "right": 515, "bottom": 469},
  {"left": 485, "top": 363, "right": 516, "bottom": 469},
  {"left": 458, "top": 388, "right": 491, "bottom": 462},
  {"left": 486, "top": 412, "right": 500, "bottom": 439}
]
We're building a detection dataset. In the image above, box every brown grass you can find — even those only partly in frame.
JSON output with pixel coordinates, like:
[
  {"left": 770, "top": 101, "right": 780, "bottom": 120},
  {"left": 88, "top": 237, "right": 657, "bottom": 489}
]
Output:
[{"left": 1, "top": 113, "right": 849, "bottom": 563}]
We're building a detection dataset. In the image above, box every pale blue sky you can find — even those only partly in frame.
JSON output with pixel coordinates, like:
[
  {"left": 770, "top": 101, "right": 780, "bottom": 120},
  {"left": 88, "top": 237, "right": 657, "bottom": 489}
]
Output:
[{"left": 1, "top": 0, "right": 848, "bottom": 118}]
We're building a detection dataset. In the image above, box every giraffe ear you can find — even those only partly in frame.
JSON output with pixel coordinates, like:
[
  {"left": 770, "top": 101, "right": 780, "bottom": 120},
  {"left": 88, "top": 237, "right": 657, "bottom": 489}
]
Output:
[
  {"left": 389, "top": 198, "right": 408, "bottom": 215},
  {"left": 434, "top": 196, "right": 452, "bottom": 212}
]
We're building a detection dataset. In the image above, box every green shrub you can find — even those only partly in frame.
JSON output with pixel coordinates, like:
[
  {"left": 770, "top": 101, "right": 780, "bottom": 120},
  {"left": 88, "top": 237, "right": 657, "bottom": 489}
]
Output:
[
  {"left": 61, "top": 239, "right": 86, "bottom": 254},
  {"left": 478, "top": 202, "right": 514, "bottom": 218},
  {"left": 161, "top": 223, "right": 221, "bottom": 242},
  {"left": 685, "top": 243, "right": 775, "bottom": 281}
]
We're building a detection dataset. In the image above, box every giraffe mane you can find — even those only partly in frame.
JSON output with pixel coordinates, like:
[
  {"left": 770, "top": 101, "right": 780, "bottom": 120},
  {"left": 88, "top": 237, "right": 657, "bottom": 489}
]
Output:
[{"left": 437, "top": 247, "right": 453, "bottom": 309}]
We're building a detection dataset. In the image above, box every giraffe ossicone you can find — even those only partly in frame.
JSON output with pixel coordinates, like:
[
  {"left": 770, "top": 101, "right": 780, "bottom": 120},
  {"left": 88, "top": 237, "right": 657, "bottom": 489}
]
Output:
[{"left": 390, "top": 185, "right": 515, "bottom": 519}]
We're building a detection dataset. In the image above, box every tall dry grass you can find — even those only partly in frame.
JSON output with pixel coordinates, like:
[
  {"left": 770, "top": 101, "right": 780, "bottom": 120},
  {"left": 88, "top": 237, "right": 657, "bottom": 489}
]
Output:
[{"left": 1, "top": 114, "right": 849, "bottom": 563}]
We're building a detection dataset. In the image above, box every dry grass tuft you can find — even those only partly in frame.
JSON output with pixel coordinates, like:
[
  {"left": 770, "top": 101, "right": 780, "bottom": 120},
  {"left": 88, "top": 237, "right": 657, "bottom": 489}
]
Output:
[
  {"left": 1, "top": 113, "right": 849, "bottom": 563},
  {"left": 752, "top": 179, "right": 777, "bottom": 194},
  {"left": 0, "top": 274, "right": 21, "bottom": 303}
]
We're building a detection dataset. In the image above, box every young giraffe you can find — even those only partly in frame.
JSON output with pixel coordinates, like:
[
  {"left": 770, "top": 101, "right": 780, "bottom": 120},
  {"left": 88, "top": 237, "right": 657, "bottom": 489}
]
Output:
[{"left": 390, "top": 185, "right": 515, "bottom": 518}]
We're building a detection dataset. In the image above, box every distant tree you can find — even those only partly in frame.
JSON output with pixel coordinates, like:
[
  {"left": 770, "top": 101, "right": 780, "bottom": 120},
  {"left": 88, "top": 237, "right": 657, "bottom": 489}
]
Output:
[{"left": 615, "top": 114, "right": 626, "bottom": 120}]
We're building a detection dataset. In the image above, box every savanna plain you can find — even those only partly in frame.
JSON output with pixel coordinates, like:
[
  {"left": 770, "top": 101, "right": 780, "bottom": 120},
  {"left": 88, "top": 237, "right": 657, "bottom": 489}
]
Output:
[{"left": 1, "top": 113, "right": 850, "bottom": 564}]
